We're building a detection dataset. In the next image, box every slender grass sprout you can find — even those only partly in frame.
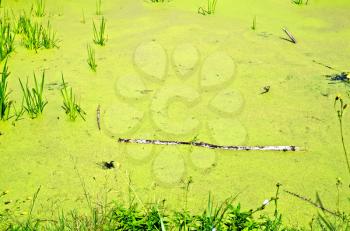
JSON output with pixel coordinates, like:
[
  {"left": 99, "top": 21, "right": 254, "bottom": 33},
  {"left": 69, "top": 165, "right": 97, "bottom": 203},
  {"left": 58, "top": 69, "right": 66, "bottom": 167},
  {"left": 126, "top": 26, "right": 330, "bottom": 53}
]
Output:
[
  {"left": 87, "top": 44, "right": 97, "bottom": 72},
  {"left": 13, "top": 103, "right": 25, "bottom": 122},
  {"left": 60, "top": 74, "right": 86, "bottom": 121},
  {"left": 33, "top": 0, "right": 45, "bottom": 17},
  {"left": 96, "top": 0, "right": 102, "bottom": 15},
  {"left": 19, "top": 71, "right": 48, "bottom": 118},
  {"left": 198, "top": 0, "right": 218, "bottom": 15},
  {"left": 81, "top": 9, "right": 86, "bottom": 24},
  {"left": 251, "top": 16, "right": 256, "bottom": 30},
  {"left": 93, "top": 17, "right": 106, "bottom": 46},
  {"left": 0, "top": 60, "right": 12, "bottom": 120}
]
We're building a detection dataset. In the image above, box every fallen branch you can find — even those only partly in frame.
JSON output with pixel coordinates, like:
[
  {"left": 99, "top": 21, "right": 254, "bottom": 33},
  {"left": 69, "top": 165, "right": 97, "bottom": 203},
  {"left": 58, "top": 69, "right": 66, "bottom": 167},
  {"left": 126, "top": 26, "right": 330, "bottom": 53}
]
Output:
[
  {"left": 312, "top": 60, "right": 340, "bottom": 72},
  {"left": 282, "top": 28, "right": 297, "bottom": 44},
  {"left": 118, "top": 138, "right": 300, "bottom": 151},
  {"left": 96, "top": 104, "right": 101, "bottom": 130}
]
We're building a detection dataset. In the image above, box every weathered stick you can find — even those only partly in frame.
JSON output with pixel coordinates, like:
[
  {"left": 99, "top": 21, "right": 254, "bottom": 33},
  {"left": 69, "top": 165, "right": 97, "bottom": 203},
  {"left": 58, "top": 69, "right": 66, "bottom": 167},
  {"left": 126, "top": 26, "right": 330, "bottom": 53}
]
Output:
[
  {"left": 312, "top": 60, "right": 342, "bottom": 72},
  {"left": 96, "top": 104, "right": 101, "bottom": 130},
  {"left": 282, "top": 28, "right": 297, "bottom": 44},
  {"left": 118, "top": 138, "right": 300, "bottom": 151}
]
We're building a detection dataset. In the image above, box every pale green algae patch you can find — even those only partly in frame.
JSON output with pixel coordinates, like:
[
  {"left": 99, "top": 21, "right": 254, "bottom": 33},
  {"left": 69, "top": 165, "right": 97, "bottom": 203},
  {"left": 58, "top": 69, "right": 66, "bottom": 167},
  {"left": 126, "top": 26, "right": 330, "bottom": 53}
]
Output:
[{"left": 0, "top": 0, "right": 350, "bottom": 226}]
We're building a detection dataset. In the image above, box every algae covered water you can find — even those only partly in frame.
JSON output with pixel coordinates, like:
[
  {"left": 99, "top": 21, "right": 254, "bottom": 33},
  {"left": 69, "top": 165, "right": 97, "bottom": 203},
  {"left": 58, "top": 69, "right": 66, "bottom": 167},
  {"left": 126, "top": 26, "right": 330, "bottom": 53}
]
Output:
[{"left": 0, "top": 0, "right": 350, "bottom": 227}]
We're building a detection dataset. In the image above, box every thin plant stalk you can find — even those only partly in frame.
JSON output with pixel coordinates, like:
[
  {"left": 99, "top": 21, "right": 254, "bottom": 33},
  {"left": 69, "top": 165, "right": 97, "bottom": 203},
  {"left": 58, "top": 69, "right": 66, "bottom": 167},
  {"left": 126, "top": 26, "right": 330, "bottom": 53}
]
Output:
[
  {"left": 251, "top": 16, "right": 256, "bottom": 30},
  {"left": 96, "top": 0, "right": 102, "bottom": 15},
  {"left": 334, "top": 96, "right": 350, "bottom": 175},
  {"left": 81, "top": 9, "right": 86, "bottom": 24},
  {"left": 208, "top": 0, "right": 217, "bottom": 14}
]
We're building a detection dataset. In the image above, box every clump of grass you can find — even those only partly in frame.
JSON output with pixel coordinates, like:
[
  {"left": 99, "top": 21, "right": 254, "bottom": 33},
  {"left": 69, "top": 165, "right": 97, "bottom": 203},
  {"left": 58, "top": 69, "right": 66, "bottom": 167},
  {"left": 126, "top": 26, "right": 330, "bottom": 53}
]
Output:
[
  {"left": 60, "top": 74, "right": 86, "bottom": 121},
  {"left": 14, "top": 14, "right": 30, "bottom": 34},
  {"left": 41, "top": 22, "right": 57, "bottom": 49},
  {"left": 0, "top": 19, "right": 15, "bottom": 62},
  {"left": 96, "top": 0, "right": 102, "bottom": 15},
  {"left": 0, "top": 60, "right": 12, "bottom": 121},
  {"left": 87, "top": 44, "right": 97, "bottom": 72},
  {"left": 251, "top": 15, "right": 256, "bottom": 30},
  {"left": 33, "top": 0, "right": 45, "bottom": 17},
  {"left": 93, "top": 17, "right": 106, "bottom": 46},
  {"left": 16, "top": 15, "right": 58, "bottom": 50},
  {"left": 198, "top": 0, "right": 218, "bottom": 15},
  {"left": 19, "top": 71, "right": 48, "bottom": 119},
  {"left": 22, "top": 21, "right": 42, "bottom": 50}
]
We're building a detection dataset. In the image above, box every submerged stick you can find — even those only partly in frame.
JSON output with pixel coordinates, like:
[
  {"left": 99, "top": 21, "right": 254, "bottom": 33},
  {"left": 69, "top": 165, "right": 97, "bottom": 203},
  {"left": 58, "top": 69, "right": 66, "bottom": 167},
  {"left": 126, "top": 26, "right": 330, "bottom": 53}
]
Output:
[
  {"left": 96, "top": 104, "right": 101, "bottom": 130},
  {"left": 118, "top": 138, "right": 300, "bottom": 151},
  {"left": 282, "top": 28, "right": 297, "bottom": 44},
  {"left": 312, "top": 60, "right": 341, "bottom": 72}
]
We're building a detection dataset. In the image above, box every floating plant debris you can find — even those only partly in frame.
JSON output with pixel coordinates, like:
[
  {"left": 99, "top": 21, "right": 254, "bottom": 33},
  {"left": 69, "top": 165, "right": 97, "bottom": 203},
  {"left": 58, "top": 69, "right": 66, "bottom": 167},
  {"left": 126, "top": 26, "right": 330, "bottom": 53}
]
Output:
[
  {"left": 282, "top": 27, "right": 297, "bottom": 44},
  {"left": 312, "top": 60, "right": 341, "bottom": 72},
  {"left": 326, "top": 72, "right": 350, "bottom": 84},
  {"left": 260, "top": 85, "right": 270, "bottom": 94},
  {"left": 97, "top": 161, "right": 115, "bottom": 169},
  {"left": 96, "top": 104, "right": 101, "bottom": 130}
]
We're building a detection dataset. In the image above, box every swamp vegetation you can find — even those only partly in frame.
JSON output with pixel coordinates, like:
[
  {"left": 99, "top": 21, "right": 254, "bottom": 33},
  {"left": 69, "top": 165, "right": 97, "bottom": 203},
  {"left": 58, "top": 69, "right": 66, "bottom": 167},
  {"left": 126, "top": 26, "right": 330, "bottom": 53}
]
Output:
[{"left": 0, "top": 0, "right": 350, "bottom": 230}]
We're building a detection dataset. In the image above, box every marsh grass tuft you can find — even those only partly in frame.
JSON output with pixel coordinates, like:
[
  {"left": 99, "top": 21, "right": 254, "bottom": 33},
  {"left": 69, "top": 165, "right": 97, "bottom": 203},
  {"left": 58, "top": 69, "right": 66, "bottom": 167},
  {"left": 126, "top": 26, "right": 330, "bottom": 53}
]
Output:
[
  {"left": 60, "top": 74, "right": 86, "bottom": 121},
  {"left": 41, "top": 22, "right": 57, "bottom": 49},
  {"left": 198, "top": 0, "right": 218, "bottom": 15},
  {"left": 0, "top": 20, "right": 15, "bottom": 62},
  {"left": 93, "top": 17, "right": 106, "bottom": 46},
  {"left": 87, "top": 44, "right": 97, "bottom": 72},
  {"left": 0, "top": 59, "right": 12, "bottom": 120},
  {"left": 17, "top": 15, "right": 58, "bottom": 50},
  {"left": 19, "top": 71, "right": 48, "bottom": 119}
]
